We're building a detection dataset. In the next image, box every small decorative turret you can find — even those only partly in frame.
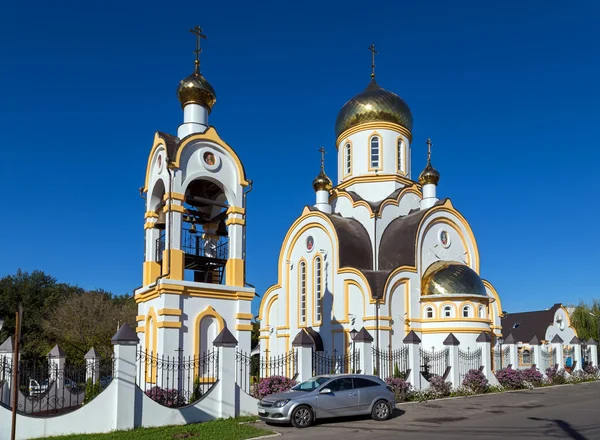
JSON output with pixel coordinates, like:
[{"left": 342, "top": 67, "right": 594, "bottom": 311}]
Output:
[
  {"left": 419, "top": 139, "right": 440, "bottom": 210},
  {"left": 313, "top": 147, "right": 332, "bottom": 214},
  {"left": 177, "top": 26, "right": 217, "bottom": 138}
]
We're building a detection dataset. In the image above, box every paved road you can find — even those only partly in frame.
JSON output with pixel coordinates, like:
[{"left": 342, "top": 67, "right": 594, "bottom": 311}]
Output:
[{"left": 258, "top": 381, "right": 600, "bottom": 439}]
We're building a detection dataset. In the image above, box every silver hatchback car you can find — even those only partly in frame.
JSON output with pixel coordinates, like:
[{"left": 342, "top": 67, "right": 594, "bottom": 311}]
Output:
[{"left": 257, "top": 374, "right": 395, "bottom": 428}]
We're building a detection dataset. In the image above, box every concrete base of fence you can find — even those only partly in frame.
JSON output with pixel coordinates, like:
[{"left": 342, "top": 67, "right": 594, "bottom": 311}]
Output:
[{"left": 236, "top": 384, "right": 259, "bottom": 415}]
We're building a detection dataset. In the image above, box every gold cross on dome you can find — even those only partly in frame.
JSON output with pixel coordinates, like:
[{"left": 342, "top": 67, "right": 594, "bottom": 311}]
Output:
[
  {"left": 368, "top": 44, "right": 378, "bottom": 79},
  {"left": 190, "top": 25, "right": 207, "bottom": 72},
  {"left": 426, "top": 138, "right": 433, "bottom": 162},
  {"left": 319, "top": 147, "right": 326, "bottom": 171}
]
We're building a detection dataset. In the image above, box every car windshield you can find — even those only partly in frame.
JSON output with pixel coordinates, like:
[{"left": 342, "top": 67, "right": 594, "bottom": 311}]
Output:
[{"left": 291, "top": 377, "right": 331, "bottom": 392}]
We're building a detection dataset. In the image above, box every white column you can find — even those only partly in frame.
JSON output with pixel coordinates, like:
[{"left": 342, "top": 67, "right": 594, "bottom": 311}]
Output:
[
  {"left": 0, "top": 337, "right": 14, "bottom": 406},
  {"left": 504, "top": 334, "right": 518, "bottom": 369},
  {"left": 551, "top": 335, "right": 564, "bottom": 368},
  {"left": 571, "top": 337, "right": 583, "bottom": 371},
  {"left": 315, "top": 190, "right": 332, "bottom": 214},
  {"left": 354, "top": 328, "right": 373, "bottom": 376},
  {"left": 443, "top": 333, "right": 461, "bottom": 388},
  {"left": 84, "top": 347, "right": 101, "bottom": 385},
  {"left": 48, "top": 345, "right": 66, "bottom": 390},
  {"left": 294, "top": 345, "right": 313, "bottom": 383},
  {"left": 177, "top": 103, "right": 208, "bottom": 138},
  {"left": 420, "top": 183, "right": 438, "bottom": 210},
  {"left": 587, "top": 339, "right": 598, "bottom": 367},
  {"left": 403, "top": 331, "right": 423, "bottom": 390},
  {"left": 477, "top": 332, "right": 499, "bottom": 385},
  {"left": 214, "top": 328, "right": 238, "bottom": 418},
  {"left": 529, "top": 336, "right": 542, "bottom": 370},
  {"left": 111, "top": 324, "right": 139, "bottom": 431}
]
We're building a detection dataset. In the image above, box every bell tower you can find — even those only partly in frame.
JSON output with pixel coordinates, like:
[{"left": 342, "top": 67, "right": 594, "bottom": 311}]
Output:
[{"left": 135, "top": 26, "right": 255, "bottom": 363}]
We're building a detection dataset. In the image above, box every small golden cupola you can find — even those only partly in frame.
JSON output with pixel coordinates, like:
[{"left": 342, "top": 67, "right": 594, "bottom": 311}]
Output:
[
  {"left": 313, "top": 147, "right": 333, "bottom": 214},
  {"left": 177, "top": 26, "right": 217, "bottom": 111},
  {"left": 419, "top": 139, "right": 440, "bottom": 210}
]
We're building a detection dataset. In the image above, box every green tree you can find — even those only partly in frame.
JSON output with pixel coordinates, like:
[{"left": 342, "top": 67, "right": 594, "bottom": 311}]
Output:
[
  {"left": 570, "top": 299, "right": 600, "bottom": 341},
  {"left": 251, "top": 321, "right": 260, "bottom": 350}
]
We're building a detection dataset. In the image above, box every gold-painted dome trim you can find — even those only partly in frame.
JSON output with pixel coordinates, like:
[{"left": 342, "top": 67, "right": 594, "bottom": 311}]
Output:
[
  {"left": 177, "top": 69, "right": 217, "bottom": 112},
  {"left": 336, "top": 122, "right": 412, "bottom": 149},
  {"left": 421, "top": 260, "right": 486, "bottom": 297}
]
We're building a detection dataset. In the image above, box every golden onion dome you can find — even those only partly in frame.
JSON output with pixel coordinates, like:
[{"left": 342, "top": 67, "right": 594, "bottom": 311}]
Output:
[
  {"left": 312, "top": 170, "right": 333, "bottom": 192},
  {"left": 335, "top": 79, "right": 413, "bottom": 138},
  {"left": 418, "top": 160, "right": 440, "bottom": 186},
  {"left": 421, "top": 260, "right": 486, "bottom": 297},
  {"left": 177, "top": 66, "right": 217, "bottom": 112}
]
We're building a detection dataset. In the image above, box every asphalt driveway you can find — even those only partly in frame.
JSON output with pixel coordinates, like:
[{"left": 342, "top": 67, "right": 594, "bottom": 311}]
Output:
[{"left": 257, "top": 381, "right": 600, "bottom": 439}]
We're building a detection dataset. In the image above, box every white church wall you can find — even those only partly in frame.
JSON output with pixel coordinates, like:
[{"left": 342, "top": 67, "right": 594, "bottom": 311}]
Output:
[{"left": 545, "top": 306, "right": 577, "bottom": 344}]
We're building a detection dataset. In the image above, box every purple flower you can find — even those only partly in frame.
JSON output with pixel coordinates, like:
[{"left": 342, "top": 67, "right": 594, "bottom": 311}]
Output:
[
  {"left": 145, "top": 386, "right": 186, "bottom": 407},
  {"left": 428, "top": 375, "right": 452, "bottom": 396},
  {"left": 384, "top": 377, "right": 412, "bottom": 401},
  {"left": 461, "top": 369, "right": 489, "bottom": 393},
  {"left": 252, "top": 376, "right": 297, "bottom": 400}
]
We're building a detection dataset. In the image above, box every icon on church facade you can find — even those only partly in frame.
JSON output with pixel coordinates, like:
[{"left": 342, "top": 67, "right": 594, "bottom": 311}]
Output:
[
  {"left": 306, "top": 236, "right": 314, "bottom": 252},
  {"left": 439, "top": 230, "right": 450, "bottom": 248},
  {"left": 203, "top": 151, "right": 216, "bottom": 165}
]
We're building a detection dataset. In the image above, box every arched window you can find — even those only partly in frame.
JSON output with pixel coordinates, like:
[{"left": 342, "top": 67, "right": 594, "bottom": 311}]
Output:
[
  {"left": 479, "top": 306, "right": 486, "bottom": 319},
  {"left": 443, "top": 306, "right": 452, "bottom": 318},
  {"left": 315, "top": 257, "right": 322, "bottom": 322},
  {"left": 397, "top": 138, "right": 403, "bottom": 172},
  {"left": 344, "top": 143, "right": 351, "bottom": 176},
  {"left": 426, "top": 307, "right": 433, "bottom": 318},
  {"left": 370, "top": 136, "right": 380, "bottom": 169},
  {"left": 463, "top": 305, "right": 471, "bottom": 318},
  {"left": 300, "top": 261, "right": 306, "bottom": 325},
  {"left": 522, "top": 349, "right": 531, "bottom": 365}
]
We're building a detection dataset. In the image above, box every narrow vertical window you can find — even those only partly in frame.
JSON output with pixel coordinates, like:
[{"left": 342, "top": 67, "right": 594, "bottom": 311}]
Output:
[
  {"left": 444, "top": 306, "right": 452, "bottom": 318},
  {"left": 426, "top": 307, "right": 433, "bottom": 318},
  {"left": 463, "top": 306, "right": 470, "bottom": 318},
  {"left": 345, "top": 143, "right": 351, "bottom": 175},
  {"left": 397, "top": 139, "right": 403, "bottom": 172},
  {"left": 479, "top": 306, "right": 486, "bottom": 319},
  {"left": 315, "top": 257, "right": 322, "bottom": 322},
  {"left": 300, "top": 261, "right": 306, "bottom": 325},
  {"left": 370, "top": 136, "right": 380, "bottom": 169}
]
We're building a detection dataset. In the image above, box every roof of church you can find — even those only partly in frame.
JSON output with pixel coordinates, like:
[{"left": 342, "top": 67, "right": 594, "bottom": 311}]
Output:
[
  {"left": 336, "top": 187, "right": 414, "bottom": 213},
  {"left": 500, "top": 303, "right": 562, "bottom": 342}
]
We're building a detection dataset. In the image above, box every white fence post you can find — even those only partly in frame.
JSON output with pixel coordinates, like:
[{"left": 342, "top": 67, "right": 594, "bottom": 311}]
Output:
[
  {"left": 48, "top": 345, "right": 66, "bottom": 390},
  {"left": 0, "top": 337, "right": 13, "bottom": 405},
  {"left": 292, "top": 330, "right": 314, "bottom": 382},
  {"left": 476, "top": 332, "right": 498, "bottom": 385},
  {"left": 570, "top": 337, "right": 582, "bottom": 371},
  {"left": 504, "top": 334, "right": 518, "bottom": 369},
  {"left": 354, "top": 327, "right": 373, "bottom": 376},
  {"left": 551, "top": 335, "right": 564, "bottom": 368},
  {"left": 403, "top": 331, "right": 422, "bottom": 390},
  {"left": 85, "top": 347, "right": 101, "bottom": 385},
  {"left": 111, "top": 323, "right": 139, "bottom": 431},
  {"left": 529, "top": 336, "right": 542, "bottom": 370},
  {"left": 587, "top": 338, "right": 598, "bottom": 367},
  {"left": 214, "top": 327, "right": 238, "bottom": 418},
  {"left": 443, "top": 333, "right": 461, "bottom": 388}
]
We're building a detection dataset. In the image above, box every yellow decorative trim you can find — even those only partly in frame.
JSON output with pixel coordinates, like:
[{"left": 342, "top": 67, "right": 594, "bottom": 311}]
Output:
[
  {"left": 193, "top": 306, "right": 225, "bottom": 367},
  {"left": 413, "top": 317, "right": 492, "bottom": 324},
  {"left": 265, "top": 295, "right": 278, "bottom": 327},
  {"left": 439, "top": 301, "right": 458, "bottom": 318},
  {"left": 419, "top": 328, "right": 492, "bottom": 334},
  {"left": 161, "top": 249, "right": 185, "bottom": 281},
  {"left": 158, "top": 308, "right": 182, "bottom": 316},
  {"left": 395, "top": 136, "right": 408, "bottom": 176},
  {"left": 422, "top": 302, "right": 437, "bottom": 319},
  {"left": 225, "top": 217, "right": 246, "bottom": 226},
  {"left": 343, "top": 279, "right": 367, "bottom": 322},
  {"left": 156, "top": 321, "right": 182, "bottom": 329},
  {"left": 136, "top": 326, "right": 145, "bottom": 332},
  {"left": 367, "top": 132, "right": 383, "bottom": 171},
  {"left": 136, "top": 315, "right": 145, "bottom": 322},
  {"left": 162, "top": 204, "right": 186, "bottom": 214},
  {"left": 163, "top": 192, "right": 186, "bottom": 202},
  {"left": 236, "top": 324, "right": 253, "bottom": 331},
  {"left": 135, "top": 283, "right": 255, "bottom": 303},
  {"left": 312, "top": 252, "right": 324, "bottom": 327},
  {"left": 145, "top": 308, "right": 158, "bottom": 383},
  {"left": 335, "top": 174, "right": 416, "bottom": 192},
  {"left": 363, "top": 316, "right": 392, "bottom": 322},
  {"left": 276, "top": 326, "right": 290, "bottom": 330},
  {"left": 226, "top": 258, "right": 245, "bottom": 287},
  {"left": 336, "top": 121, "right": 412, "bottom": 147},
  {"left": 226, "top": 206, "right": 246, "bottom": 215},
  {"left": 144, "top": 222, "right": 155, "bottom": 230},
  {"left": 365, "top": 325, "right": 392, "bottom": 331},
  {"left": 559, "top": 304, "right": 578, "bottom": 337},
  {"left": 142, "top": 261, "right": 161, "bottom": 287},
  {"left": 145, "top": 211, "right": 159, "bottom": 219},
  {"left": 236, "top": 313, "right": 254, "bottom": 320},
  {"left": 377, "top": 185, "right": 422, "bottom": 216},
  {"left": 329, "top": 189, "right": 376, "bottom": 217}
]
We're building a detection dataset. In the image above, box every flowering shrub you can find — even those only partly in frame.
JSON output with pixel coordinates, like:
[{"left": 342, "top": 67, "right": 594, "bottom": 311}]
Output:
[
  {"left": 461, "top": 369, "right": 489, "bottom": 394},
  {"left": 252, "top": 376, "right": 297, "bottom": 400},
  {"left": 495, "top": 367, "right": 527, "bottom": 390},
  {"left": 385, "top": 377, "right": 412, "bottom": 402},
  {"left": 545, "top": 366, "right": 567, "bottom": 385},
  {"left": 521, "top": 367, "right": 544, "bottom": 386},
  {"left": 428, "top": 375, "right": 452, "bottom": 397},
  {"left": 145, "top": 386, "right": 186, "bottom": 407},
  {"left": 584, "top": 364, "right": 600, "bottom": 378}
]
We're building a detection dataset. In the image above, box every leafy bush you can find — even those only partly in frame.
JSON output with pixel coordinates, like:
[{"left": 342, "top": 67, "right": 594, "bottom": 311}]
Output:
[
  {"left": 393, "top": 364, "right": 406, "bottom": 379},
  {"left": 521, "top": 367, "right": 544, "bottom": 386},
  {"left": 145, "top": 386, "right": 186, "bottom": 407},
  {"left": 495, "top": 367, "right": 528, "bottom": 390},
  {"left": 385, "top": 377, "right": 411, "bottom": 402},
  {"left": 461, "top": 369, "right": 489, "bottom": 394},
  {"left": 252, "top": 376, "right": 297, "bottom": 400},
  {"left": 83, "top": 378, "right": 101, "bottom": 404},
  {"left": 545, "top": 366, "right": 567, "bottom": 385},
  {"left": 189, "top": 376, "right": 204, "bottom": 403},
  {"left": 584, "top": 364, "right": 600, "bottom": 378},
  {"left": 428, "top": 375, "right": 452, "bottom": 397}
]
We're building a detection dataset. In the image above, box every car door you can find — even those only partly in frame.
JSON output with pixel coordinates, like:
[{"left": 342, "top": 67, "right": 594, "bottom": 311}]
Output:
[
  {"left": 353, "top": 377, "right": 382, "bottom": 413},
  {"left": 316, "top": 377, "right": 359, "bottom": 418}
]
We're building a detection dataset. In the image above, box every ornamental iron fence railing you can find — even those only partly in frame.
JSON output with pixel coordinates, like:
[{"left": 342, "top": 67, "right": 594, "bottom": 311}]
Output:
[
  {"left": 420, "top": 347, "right": 449, "bottom": 381},
  {"left": 540, "top": 346, "right": 555, "bottom": 371},
  {"left": 260, "top": 350, "right": 298, "bottom": 380},
  {"left": 373, "top": 345, "right": 409, "bottom": 379},
  {"left": 458, "top": 347, "right": 482, "bottom": 383},
  {"left": 312, "top": 349, "right": 359, "bottom": 376},
  {"left": 136, "top": 348, "right": 218, "bottom": 408},
  {"left": 493, "top": 347, "right": 510, "bottom": 371}
]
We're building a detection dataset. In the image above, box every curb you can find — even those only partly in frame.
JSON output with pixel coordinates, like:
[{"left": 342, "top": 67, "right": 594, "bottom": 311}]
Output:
[
  {"left": 395, "top": 379, "right": 599, "bottom": 406},
  {"left": 247, "top": 433, "right": 282, "bottom": 440}
]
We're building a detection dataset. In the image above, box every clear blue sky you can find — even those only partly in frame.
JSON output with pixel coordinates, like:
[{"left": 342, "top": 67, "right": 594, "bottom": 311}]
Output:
[{"left": 1, "top": 0, "right": 598, "bottom": 316}]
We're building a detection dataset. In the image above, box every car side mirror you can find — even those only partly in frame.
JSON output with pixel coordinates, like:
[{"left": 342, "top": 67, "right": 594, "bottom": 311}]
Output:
[{"left": 319, "top": 388, "right": 332, "bottom": 394}]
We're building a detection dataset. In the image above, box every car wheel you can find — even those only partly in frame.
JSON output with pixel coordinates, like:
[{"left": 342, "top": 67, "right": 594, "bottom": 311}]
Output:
[
  {"left": 291, "top": 405, "right": 313, "bottom": 428},
  {"left": 371, "top": 400, "right": 390, "bottom": 421}
]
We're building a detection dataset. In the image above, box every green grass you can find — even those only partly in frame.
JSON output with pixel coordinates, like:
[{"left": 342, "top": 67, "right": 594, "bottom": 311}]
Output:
[{"left": 33, "top": 417, "right": 273, "bottom": 440}]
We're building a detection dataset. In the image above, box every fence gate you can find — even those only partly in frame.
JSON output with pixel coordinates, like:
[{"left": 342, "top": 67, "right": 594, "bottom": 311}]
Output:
[
  {"left": 312, "top": 349, "right": 359, "bottom": 376},
  {"left": 539, "top": 346, "right": 554, "bottom": 371},
  {"left": 458, "top": 347, "right": 482, "bottom": 383},
  {"left": 493, "top": 347, "right": 510, "bottom": 370},
  {"left": 419, "top": 347, "right": 449, "bottom": 380},
  {"left": 563, "top": 346, "right": 575, "bottom": 368},
  {"left": 373, "top": 345, "right": 409, "bottom": 379}
]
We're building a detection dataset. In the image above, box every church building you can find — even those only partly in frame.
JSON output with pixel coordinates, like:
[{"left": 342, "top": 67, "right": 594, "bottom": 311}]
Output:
[{"left": 258, "top": 48, "right": 503, "bottom": 358}]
